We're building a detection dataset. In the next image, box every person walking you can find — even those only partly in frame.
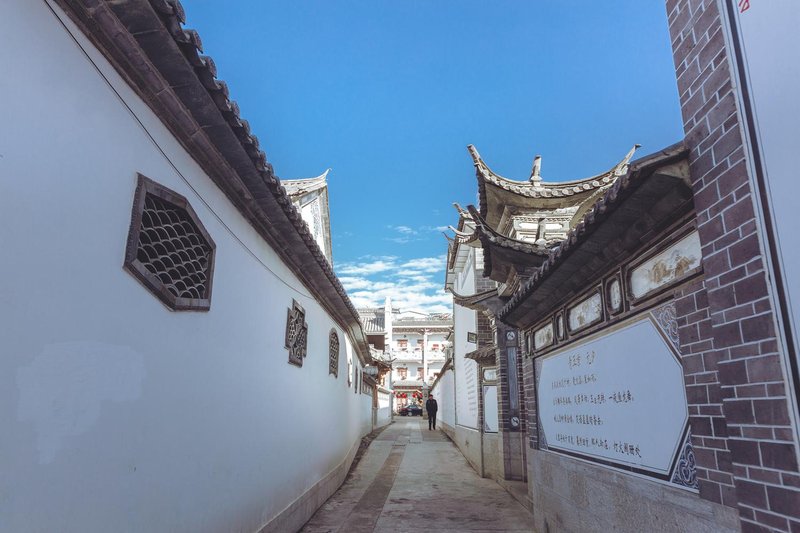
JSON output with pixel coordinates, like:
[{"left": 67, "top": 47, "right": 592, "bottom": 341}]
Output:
[{"left": 425, "top": 393, "right": 438, "bottom": 430}]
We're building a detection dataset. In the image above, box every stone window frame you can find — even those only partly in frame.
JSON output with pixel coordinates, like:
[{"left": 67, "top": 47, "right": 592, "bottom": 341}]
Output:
[
  {"left": 328, "top": 329, "right": 340, "bottom": 377},
  {"left": 123, "top": 174, "right": 216, "bottom": 311}
]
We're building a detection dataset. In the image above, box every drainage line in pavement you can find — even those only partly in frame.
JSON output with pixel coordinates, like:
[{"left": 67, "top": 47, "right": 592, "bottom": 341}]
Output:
[{"left": 334, "top": 437, "right": 408, "bottom": 532}]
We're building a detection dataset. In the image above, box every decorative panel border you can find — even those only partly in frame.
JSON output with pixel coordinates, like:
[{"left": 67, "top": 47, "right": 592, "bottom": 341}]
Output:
[
  {"left": 124, "top": 174, "right": 216, "bottom": 311},
  {"left": 525, "top": 224, "right": 703, "bottom": 360},
  {"left": 606, "top": 276, "right": 623, "bottom": 315},
  {"left": 534, "top": 310, "right": 697, "bottom": 491},
  {"left": 567, "top": 290, "right": 603, "bottom": 333},
  {"left": 534, "top": 322, "right": 555, "bottom": 351},
  {"left": 628, "top": 230, "right": 702, "bottom": 302}
]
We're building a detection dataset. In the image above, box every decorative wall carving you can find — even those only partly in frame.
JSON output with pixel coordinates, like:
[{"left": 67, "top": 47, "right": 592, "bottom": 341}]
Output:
[
  {"left": 568, "top": 291, "right": 603, "bottom": 332},
  {"left": 608, "top": 279, "right": 622, "bottom": 313},
  {"left": 329, "top": 329, "right": 339, "bottom": 377},
  {"left": 652, "top": 302, "right": 681, "bottom": 352},
  {"left": 285, "top": 300, "right": 308, "bottom": 367},
  {"left": 670, "top": 430, "right": 699, "bottom": 489},
  {"left": 124, "top": 174, "right": 216, "bottom": 311},
  {"left": 534, "top": 323, "right": 554, "bottom": 350},
  {"left": 630, "top": 231, "right": 701, "bottom": 299}
]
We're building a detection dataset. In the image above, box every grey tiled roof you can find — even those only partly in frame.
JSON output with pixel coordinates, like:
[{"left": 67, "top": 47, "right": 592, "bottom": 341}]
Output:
[
  {"left": 282, "top": 170, "right": 329, "bottom": 198},
  {"left": 59, "top": 0, "right": 371, "bottom": 362},
  {"left": 357, "top": 308, "right": 386, "bottom": 333}
]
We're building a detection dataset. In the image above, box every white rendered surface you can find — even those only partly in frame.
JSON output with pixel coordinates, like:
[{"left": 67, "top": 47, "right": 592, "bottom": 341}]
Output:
[
  {"left": 483, "top": 385, "right": 499, "bottom": 433},
  {"left": 538, "top": 318, "right": 688, "bottom": 474},
  {"left": 729, "top": 1, "right": 800, "bottom": 400},
  {"left": 453, "top": 253, "right": 479, "bottom": 429},
  {"left": 0, "top": 3, "right": 371, "bottom": 531},
  {"left": 431, "top": 370, "right": 456, "bottom": 428}
]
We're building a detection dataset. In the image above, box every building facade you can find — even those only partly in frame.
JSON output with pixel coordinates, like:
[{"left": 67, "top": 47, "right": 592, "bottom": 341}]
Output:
[
  {"left": 432, "top": 145, "right": 639, "bottom": 487},
  {"left": 283, "top": 170, "right": 334, "bottom": 265},
  {"left": 358, "top": 300, "right": 452, "bottom": 410},
  {"left": 433, "top": 2, "right": 800, "bottom": 531},
  {"left": 663, "top": 1, "right": 800, "bottom": 530},
  {"left": 1, "top": 2, "right": 377, "bottom": 532}
]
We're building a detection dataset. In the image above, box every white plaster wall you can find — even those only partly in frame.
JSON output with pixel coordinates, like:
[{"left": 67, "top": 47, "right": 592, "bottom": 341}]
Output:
[
  {"left": 483, "top": 385, "right": 499, "bottom": 433},
  {"left": 453, "top": 253, "right": 479, "bottom": 429},
  {"left": 360, "top": 390, "right": 374, "bottom": 436},
  {"left": 376, "top": 390, "right": 393, "bottom": 428},
  {"left": 0, "top": 2, "right": 371, "bottom": 531},
  {"left": 431, "top": 370, "right": 455, "bottom": 428}
]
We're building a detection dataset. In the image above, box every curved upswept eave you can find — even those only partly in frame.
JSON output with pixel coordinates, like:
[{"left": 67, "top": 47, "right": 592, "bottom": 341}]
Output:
[{"left": 467, "top": 144, "right": 641, "bottom": 221}]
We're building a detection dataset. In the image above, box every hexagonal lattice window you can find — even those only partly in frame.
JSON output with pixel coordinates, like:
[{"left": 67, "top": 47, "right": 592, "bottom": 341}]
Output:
[
  {"left": 329, "top": 329, "right": 339, "bottom": 377},
  {"left": 124, "top": 174, "right": 216, "bottom": 311}
]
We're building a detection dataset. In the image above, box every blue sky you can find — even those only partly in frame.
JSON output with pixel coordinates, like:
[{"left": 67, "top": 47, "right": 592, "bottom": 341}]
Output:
[{"left": 182, "top": 1, "right": 684, "bottom": 314}]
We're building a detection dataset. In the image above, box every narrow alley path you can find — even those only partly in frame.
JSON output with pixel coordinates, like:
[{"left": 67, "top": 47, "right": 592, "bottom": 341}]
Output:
[{"left": 301, "top": 419, "right": 533, "bottom": 532}]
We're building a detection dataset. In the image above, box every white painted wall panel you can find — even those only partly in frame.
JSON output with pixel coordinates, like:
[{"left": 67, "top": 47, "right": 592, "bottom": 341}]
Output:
[
  {"left": 431, "top": 370, "right": 455, "bottom": 428},
  {"left": 0, "top": 2, "right": 371, "bottom": 531},
  {"left": 727, "top": 0, "right": 800, "bottom": 387},
  {"left": 453, "top": 253, "right": 479, "bottom": 429},
  {"left": 483, "top": 385, "right": 498, "bottom": 433}
]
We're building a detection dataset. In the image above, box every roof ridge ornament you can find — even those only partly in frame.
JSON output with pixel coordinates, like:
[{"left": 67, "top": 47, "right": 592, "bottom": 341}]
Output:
[
  {"left": 614, "top": 144, "right": 642, "bottom": 176},
  {"left": 467, "top": 144, "right": 482, "bottom": 167},
  {"left": 529, "top": 155, "right": 543, "bottom": 186}
]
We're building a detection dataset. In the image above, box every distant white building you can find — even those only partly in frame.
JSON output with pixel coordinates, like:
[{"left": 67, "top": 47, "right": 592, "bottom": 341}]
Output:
[
  {"left": 283, "top": 170, "right": 333, "bottom": 265},
  {"left": 358, "top": 299, "right": 452, "bottom": 409}
]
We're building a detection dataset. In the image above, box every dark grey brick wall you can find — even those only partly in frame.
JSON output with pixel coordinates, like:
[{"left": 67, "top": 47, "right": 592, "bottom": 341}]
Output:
[{"left": 668, "top": 1, "right": 800, "bottom": 530}]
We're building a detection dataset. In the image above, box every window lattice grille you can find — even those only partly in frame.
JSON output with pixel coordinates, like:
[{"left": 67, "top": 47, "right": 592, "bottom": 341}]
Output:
[
  {"left": 285, "top": 300, "right": 308, "bottom": 366},
  {"left": 124, "top": 174, "right": 216, "bottom": 311},
  {"left": 137, "top": 194, "right": 213, "bottom": 299},
  {"left": 329, "top": 329, "right": 340, "bottom": 377}
]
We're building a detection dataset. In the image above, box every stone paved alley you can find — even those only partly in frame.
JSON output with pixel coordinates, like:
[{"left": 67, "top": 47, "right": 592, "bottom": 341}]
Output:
[{"left": 301, "top": 419, "right": 533, "bottom": 532}]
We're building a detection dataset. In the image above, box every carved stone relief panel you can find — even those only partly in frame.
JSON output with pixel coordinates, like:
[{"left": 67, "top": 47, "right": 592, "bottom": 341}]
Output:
[
  {"left": 630, "top": 231, "right": 701, "bottom": 300},
  {"left": 534, "top": 322, "right": 555, "bottom": 350},
  {"left": 608, "top": 278, "right": 623, "bottom": 314},
  {"left": 568, "top": 291, "right": 603, "bottom": 332}
]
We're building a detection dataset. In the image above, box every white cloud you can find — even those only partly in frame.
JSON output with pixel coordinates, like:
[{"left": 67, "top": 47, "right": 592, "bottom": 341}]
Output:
[
  {"left": 421, "top": 225, "right": 450, "bottom": 233},
  {"left": 335, "top": 254, "right": 450, "bottom": 315},
  {"left": 337, "top": 259, "right": 396, "bottom": 276},
  {"left": 392, "top": 225, "right": 415, "bottom": 235},
  {"left": 399, "top": 256, "right": 446, "bottom": 274},
  {"left": 385, "top": 225, "right": 420, "bottom": 244}
]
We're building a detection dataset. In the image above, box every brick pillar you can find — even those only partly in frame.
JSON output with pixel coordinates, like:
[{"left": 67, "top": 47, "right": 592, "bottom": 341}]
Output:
[
  {"left": 667, "top": 1, "right": 800, "bottom": 530},
  {"left": 495, "top": 320, "right": 527, "bottom": 481}
]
